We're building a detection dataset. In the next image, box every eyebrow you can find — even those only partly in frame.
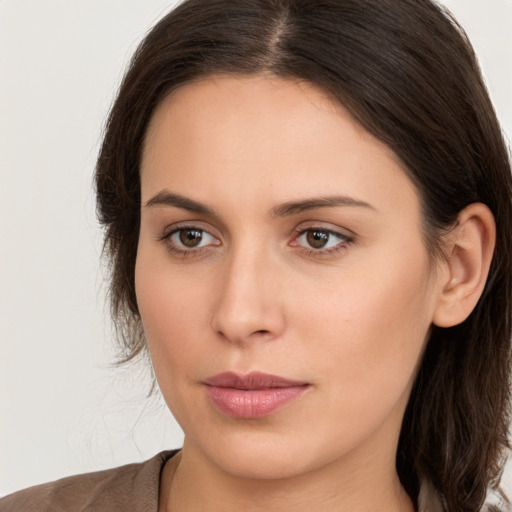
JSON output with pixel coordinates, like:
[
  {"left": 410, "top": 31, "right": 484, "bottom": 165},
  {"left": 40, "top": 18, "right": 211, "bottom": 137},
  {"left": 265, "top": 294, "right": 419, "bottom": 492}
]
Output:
[
  {"left": 145, "top": 191, "right": 216, "bottom": 215},
  {"left": 271, "top": 195, "right": 375, "bottom": 217},
  {"left": 144, "top": 190, "right": 375, "bottom": 216}
]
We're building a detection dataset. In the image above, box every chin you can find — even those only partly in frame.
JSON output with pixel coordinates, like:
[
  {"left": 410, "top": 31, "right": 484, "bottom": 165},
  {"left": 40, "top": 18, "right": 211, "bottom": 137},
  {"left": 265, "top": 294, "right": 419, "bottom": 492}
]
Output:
[
  {"left": 188, "top": 428, "right": 336, "bottom": 482},
  {"left": 213, "top": 446, "right": 309, "bottom": 481}
]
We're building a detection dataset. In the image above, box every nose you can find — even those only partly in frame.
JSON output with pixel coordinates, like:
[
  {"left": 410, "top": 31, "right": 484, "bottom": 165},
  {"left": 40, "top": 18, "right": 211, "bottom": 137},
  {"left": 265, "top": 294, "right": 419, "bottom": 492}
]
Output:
[{"left": 210, "top": 244, "right": 286, "bottom": 345}]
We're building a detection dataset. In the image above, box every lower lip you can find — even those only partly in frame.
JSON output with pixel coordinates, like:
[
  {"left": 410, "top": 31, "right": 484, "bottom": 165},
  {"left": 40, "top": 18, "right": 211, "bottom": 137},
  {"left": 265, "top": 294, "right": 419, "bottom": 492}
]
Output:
[{"left": 205, "top": 385, "right": 309, "bottom": 418}]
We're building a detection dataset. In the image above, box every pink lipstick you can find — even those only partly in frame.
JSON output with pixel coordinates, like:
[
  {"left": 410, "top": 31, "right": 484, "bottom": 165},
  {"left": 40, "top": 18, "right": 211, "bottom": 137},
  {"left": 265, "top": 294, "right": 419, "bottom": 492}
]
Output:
[{"left": 203, "top": 372, "right": 310, "bottom": 418}]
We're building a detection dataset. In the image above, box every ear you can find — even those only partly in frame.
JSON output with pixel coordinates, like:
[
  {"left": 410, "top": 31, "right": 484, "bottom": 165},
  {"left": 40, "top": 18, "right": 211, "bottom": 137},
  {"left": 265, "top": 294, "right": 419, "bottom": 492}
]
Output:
[{"left": 433, "top": 203, "right": 496, "bottom": 328}]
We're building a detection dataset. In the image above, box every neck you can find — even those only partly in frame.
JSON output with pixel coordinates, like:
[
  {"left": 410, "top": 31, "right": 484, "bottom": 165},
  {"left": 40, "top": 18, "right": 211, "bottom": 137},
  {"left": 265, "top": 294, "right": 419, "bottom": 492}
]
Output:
[{"left": 160, "top": 440, "right": 414, "bottom": 512}]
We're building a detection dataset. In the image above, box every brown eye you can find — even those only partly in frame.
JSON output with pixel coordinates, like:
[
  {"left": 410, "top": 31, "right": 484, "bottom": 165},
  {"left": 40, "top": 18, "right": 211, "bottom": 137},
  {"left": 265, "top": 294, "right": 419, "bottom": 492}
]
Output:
[
  {"left": 178, "top": 229, "right": 204, "bottom": 247},
  {"left": 295, "top": 228, "right": 351, "bottom": 253},
  {"left": 167, "top": 227, "right": 219, "bottom": 253},
  {"left": 306, "top": 230, "right": 330, "bottom": 249}
]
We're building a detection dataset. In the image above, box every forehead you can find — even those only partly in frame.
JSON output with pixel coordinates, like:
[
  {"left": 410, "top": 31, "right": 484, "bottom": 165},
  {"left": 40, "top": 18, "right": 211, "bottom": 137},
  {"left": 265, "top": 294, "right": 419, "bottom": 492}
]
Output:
[
  {"left": 144, "top": 74, "right": 380, "bottom": 159},
  {"left": 140, "top": 74, "right": 418, "bottom": 219}
]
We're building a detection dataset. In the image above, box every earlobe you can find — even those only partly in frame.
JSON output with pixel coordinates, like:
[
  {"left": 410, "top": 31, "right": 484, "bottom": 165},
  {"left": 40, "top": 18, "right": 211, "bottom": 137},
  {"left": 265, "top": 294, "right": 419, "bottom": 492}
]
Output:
[{"left": 433, "top": 203, "right": 496, "bottom": 328}]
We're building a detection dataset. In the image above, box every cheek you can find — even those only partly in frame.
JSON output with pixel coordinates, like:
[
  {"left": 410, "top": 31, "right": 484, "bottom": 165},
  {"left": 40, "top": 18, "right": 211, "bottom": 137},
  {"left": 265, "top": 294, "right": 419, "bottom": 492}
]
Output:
[
  {"left": 135, "top": 246, "right": 200, "bottom": 364},
  {"left": 136, "top": 234, "right": 214, "bottom": 324},
  {"left": 134, "top": 243, "right": 224, "bottom": 402},
  {"left": 298, "top": 247, "right": 435, "bottom": 416},
  {"left": 135, "top": 252, "right": 213, "bottom": 428}
]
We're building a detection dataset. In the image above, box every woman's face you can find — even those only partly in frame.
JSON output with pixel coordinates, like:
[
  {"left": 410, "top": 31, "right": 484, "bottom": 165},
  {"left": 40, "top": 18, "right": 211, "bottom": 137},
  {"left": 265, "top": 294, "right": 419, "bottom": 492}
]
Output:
[{"left": 136, "top": 75, "right": 444, "bottom": 480}]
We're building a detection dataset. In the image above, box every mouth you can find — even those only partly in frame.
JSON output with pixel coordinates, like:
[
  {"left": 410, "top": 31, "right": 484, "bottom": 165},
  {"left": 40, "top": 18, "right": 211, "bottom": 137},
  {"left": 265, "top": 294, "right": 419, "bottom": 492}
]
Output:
[{"left": 202, "top": 371, "right": 311, "bottom": 418}]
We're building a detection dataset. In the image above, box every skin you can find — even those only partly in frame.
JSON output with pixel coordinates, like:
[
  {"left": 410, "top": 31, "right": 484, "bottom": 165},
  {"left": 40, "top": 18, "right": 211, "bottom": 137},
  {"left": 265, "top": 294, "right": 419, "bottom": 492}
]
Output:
[{"left": 135, "top": 75, "right": 494, "bottom": 511}]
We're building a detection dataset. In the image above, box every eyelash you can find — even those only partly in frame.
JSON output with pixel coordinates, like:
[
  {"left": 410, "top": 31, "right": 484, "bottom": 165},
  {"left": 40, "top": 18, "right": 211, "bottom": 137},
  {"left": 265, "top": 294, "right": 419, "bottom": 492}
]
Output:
[
  {"left": 158, "top": 224, "right": 220, "bottom": 257},
  {"left": 292, "top": 228, "right": 354, "bottom": 257},
  {"left": 159, "top": 225, "right": 354, "bottom": 257}
]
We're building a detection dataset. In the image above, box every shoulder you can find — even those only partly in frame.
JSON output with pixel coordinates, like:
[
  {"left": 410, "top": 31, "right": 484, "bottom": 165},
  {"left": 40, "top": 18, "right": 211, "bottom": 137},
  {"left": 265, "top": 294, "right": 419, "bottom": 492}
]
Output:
[
  {"left": 0, "top": 450, "right": 178, "bottom": 512},
  {"left": 418, "top": 458, "right": 512, "bottom": 512},
  {"left": 484, "top": 463, "right": 512, "bottom": 512},
  {"left": 484, "top": 449, "right": 512, "bottom": 512}
]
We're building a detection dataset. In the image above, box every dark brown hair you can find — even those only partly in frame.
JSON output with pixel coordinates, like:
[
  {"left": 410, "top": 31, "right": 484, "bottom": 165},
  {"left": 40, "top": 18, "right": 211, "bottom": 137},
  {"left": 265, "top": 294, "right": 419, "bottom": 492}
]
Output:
[{"left": 95, "top": 0, "right": 512, "bottom": 509}]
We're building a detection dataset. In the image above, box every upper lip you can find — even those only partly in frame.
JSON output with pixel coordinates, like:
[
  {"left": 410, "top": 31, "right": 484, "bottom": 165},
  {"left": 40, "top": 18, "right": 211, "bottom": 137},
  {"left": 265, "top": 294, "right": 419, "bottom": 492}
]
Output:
[{"left": 203, "top": 371, "right": 309, "bottom": 390}]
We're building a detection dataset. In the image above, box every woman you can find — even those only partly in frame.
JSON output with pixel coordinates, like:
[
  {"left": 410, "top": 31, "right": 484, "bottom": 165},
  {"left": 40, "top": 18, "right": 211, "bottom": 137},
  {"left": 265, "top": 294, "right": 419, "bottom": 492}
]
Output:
[{"left": 2, "top": 0, "right": 511, "bottom": 511}]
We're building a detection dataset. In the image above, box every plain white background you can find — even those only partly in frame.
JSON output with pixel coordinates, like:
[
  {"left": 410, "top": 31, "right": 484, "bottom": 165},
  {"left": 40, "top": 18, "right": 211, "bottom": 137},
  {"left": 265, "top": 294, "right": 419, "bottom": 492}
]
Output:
[{"left": 0, "top": 0, "right": 511, "bottom": 498}]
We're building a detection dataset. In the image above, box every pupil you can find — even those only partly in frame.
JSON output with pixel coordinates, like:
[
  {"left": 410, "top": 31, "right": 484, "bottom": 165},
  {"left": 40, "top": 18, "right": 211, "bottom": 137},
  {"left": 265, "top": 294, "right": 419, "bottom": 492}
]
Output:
[
  {"left": 180, "top": 229, "right": 202, "bottom": 247},
  {"left": 307, "top": 230, "right": 328, "bottom": 249}
]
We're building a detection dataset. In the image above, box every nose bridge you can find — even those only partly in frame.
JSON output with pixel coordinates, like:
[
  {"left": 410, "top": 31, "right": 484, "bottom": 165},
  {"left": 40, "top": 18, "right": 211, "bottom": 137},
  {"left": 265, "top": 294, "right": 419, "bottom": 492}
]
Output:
[{"left": 211, "top": 239, "right": 284, "bottom": 344}]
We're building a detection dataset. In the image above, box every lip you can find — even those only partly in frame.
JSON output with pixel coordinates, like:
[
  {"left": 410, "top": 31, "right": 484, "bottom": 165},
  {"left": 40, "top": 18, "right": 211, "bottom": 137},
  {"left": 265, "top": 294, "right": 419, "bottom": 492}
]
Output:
[{"left": 203, "top": 372, "right": 310, "bottom": 418}]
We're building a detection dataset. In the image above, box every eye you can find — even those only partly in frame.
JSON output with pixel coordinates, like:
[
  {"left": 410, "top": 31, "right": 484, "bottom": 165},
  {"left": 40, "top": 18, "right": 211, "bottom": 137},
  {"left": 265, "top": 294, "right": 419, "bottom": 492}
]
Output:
[
  {"left": 164, "top": 226, "right": 220, "bottom": 252},
  {"left": 294, "top": 228, "right": 352, "bottom": 252}
]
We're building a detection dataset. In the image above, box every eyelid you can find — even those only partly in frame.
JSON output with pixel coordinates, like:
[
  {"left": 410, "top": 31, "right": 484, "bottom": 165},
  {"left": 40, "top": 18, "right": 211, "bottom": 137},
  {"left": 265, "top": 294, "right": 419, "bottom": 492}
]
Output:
[
  {"left": 158, "top": 221, "right": 222, "bottom": 255},
  {"left": 293, "top": 220, "right": 355, "bottom": 239},
  {"left": 290, "top": 222, "right": 355, "bottom": 255},
  {"left": 169, "top": 228, "right": 217, "bottom": 247},
  {"left": 156, "top": 220, "right": 355, "bottom": 258},
  {"left": 159, "top": 220, "right": 221, "bottom": 239}
]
